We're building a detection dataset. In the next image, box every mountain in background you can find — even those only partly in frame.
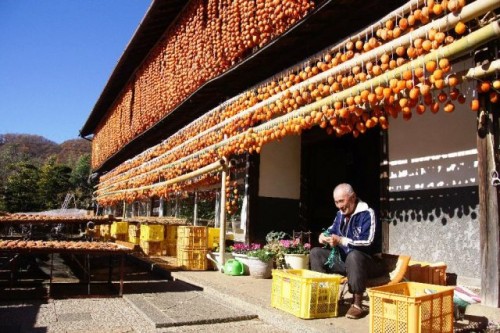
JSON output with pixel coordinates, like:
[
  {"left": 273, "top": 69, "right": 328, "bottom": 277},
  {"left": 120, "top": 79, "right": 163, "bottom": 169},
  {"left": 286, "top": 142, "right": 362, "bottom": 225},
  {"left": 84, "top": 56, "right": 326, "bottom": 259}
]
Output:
[
  {"left": 58, "top": 138, "right": 92, "bottom": 167},
  {"left": 0, "top": 133, "right": 91, "bottom": 183},
  {"left": 0, "top": 134, "right": 93, "bottom": 212},
  {"left": 0, "top": 134, "right": 90, "bottom": 164}
]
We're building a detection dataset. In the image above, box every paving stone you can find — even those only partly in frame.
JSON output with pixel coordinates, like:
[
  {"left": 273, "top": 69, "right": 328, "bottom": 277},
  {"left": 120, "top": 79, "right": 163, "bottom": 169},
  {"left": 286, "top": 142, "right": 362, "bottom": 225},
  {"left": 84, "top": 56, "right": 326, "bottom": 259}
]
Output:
[
  {"left": 125, "top": 289, "right": 257, "bottom": 328},
  {"left": 57, "top": 312, "right": 93, "bottom": 322},
  {"left": 125, "top": 294, "right": 173, "bottom": 327}
]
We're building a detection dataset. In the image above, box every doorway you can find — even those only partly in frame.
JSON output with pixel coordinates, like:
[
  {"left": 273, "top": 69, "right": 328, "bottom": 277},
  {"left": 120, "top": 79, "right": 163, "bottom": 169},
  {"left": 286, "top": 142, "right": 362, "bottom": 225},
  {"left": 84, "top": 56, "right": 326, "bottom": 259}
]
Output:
[{"left": 300, "top": 127, "right": 382, "bottom": 239}]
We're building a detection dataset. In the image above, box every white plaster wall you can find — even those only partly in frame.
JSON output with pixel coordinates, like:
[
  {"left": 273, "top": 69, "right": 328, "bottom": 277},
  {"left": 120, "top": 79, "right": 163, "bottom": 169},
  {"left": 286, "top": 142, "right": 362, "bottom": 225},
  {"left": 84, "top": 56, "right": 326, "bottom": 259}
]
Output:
[
  {"left": 387, "top": 84, "right": 481, "bottom": 284},
  {"left": 388, "top": 85, "right": 478, "bottom": 191},
  {"left": 259, "top": 135, "right": 301, "bottom": 199}
]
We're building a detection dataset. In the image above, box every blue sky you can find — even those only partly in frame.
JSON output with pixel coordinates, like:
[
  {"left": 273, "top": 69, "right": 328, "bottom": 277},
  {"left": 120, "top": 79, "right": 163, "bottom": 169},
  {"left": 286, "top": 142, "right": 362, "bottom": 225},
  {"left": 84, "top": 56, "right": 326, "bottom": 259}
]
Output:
[{"left": 0, "top": 0, "right": 151, "bottom": 143}]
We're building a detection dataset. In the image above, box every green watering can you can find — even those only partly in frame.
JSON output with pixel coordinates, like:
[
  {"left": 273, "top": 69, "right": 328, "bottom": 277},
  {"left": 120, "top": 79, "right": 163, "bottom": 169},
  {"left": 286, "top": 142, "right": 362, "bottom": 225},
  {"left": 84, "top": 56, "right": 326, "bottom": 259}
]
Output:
[
  {"left": 223, "top": 259, "right": 245, "bottom": 276},
  {"left": 206, "top": 253, "right": 245, "bottom": 276}
]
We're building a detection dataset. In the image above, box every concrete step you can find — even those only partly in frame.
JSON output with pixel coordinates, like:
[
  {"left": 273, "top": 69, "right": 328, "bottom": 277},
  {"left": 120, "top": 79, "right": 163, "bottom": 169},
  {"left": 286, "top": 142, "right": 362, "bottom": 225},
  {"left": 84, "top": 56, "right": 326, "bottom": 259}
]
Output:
[{"left": 123, "top": 279, "right": 258, "bottom": 328}]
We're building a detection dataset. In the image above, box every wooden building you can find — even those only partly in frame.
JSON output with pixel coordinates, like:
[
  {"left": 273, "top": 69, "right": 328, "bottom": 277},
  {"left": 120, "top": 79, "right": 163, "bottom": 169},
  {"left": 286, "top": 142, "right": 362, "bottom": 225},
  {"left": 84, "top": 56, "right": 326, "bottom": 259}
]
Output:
[{"left": 80, "top": 0, "right": 500, "bottom": 306}]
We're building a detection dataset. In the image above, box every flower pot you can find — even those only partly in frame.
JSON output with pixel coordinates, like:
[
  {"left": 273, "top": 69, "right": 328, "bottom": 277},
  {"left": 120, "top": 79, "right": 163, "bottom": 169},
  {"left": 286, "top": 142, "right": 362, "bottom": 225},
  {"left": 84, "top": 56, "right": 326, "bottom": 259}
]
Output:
[
  {"left": 247, "top": 257, "right": 273, "bottom": 279},
  {"left": 284, "top": 253, "right": 310, "bottom": 270},
  {"left": 232, "top": 253, "right": 249, "bottom": 275},
  {"left": 210, "top": 252, "right": 234, "bottom": 271}
]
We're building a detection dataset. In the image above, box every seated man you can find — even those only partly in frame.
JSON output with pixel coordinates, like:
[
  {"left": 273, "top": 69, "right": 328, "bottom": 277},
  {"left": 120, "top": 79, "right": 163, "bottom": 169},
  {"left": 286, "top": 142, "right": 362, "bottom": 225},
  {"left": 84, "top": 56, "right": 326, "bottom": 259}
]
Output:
[{"left": 310, "top": 183, "right": 385, "bottom": 319}]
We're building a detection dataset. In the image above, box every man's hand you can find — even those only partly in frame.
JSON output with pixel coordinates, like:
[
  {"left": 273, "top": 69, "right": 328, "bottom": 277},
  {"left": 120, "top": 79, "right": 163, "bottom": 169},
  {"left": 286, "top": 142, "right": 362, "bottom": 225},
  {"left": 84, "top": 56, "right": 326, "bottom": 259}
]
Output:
[{"left": 319, "top": 233, "right": 341, "bottom": 247}]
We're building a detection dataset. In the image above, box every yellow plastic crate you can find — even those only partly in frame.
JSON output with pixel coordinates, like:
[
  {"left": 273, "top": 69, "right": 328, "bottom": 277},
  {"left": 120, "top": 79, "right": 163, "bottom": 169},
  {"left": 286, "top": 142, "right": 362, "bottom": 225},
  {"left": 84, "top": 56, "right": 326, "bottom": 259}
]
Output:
[
  {"left": 368, "top": 282, "right": 454, "bottom": 333},
  {"left": 177, "top": 226, "right": 208, "bottom": 249},
  {"left": 208, "top": 227, "right": 220, "bottom": 250},
  {"left": 140, "top": 224, "right": 164, "bottom": 241},
  {"left": 405, "top": 261, "right": 447, "bottom": 285},
  {"left": 128, "top": 224, "right": 140, "bottom": 238},
  {"left": 271, "top": 269, "right": 342, "bottom": 319},
  {"left": 110, "top": 221, "right": 129, "bottom": 235},
  {"left": 165, "top": 242, "right": 177, "bottom": 257},
  {"left": 177, "top": 248, "right": 208, "bottom": 270},
  {"left": 165, "top": 225, "right": 178, "bottom": 242},
  {"left": 96, "top": 224, "right": 111, "bottom": 240},
  {"left": 113, "top": 234, "right": 128, "bottom": 241},
  {"left": 140, "top": 240, "right": 163, "bottom": 256},
  {"left": 128, "top": 235, "right": 140, "bottom": 245}
]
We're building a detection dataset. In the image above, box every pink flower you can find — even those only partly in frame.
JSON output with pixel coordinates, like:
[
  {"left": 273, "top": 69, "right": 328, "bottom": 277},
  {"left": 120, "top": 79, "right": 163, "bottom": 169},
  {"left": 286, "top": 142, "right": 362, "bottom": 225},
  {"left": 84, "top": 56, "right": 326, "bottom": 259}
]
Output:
[
  {"left": 278, "top": 239, "right": 310, "bottom": 254},
  {"left": 279, "top": 240, "right": 292, "bottom": 248}
]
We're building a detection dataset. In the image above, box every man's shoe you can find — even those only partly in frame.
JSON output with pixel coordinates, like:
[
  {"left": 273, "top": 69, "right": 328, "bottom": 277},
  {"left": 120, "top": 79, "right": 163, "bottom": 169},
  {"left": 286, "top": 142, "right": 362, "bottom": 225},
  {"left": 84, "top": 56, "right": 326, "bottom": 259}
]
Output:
[{"left": 346, "top": 304, "right": 364, "bottom": 319}]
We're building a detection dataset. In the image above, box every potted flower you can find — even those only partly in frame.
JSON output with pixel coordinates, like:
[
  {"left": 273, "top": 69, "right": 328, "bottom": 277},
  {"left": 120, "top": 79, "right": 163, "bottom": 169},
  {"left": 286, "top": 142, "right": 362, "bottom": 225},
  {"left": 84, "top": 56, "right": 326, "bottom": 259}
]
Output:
[
  {"left": 246, "top": 248, "right": 275, "bottom": 278},
  {"left": 264, "top": 231, "right": 288, "bottom": 269},
  {"left": 280, "top": 239, "right": 311, "bottom": 270},
  {"left": 208, "top": 245, "right": 235, "bottom": 271},
  {"left": 230, "top": 242, "right": 261, "bottom": 275}
]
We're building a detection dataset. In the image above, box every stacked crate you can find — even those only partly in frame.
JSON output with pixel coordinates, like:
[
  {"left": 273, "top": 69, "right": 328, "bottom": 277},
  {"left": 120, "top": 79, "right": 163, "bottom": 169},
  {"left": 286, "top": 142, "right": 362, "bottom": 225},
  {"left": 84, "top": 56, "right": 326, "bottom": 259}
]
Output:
[
  {"left": 404, "top": 261, "right": 447, "bottom": 285},
  {"left": 207, "top": 227, "right": 220, "bottom": 251},
  {"left": 98, "top": 224, "right": 111, "bottom": 241},
  {"left": 140, "top": 224, "right": 164, "bottom": 256},
  {"left": 176, "top": 226, "right": 208, "bottom": 270},
  {"left": 110, "top": 221, "right": 128, "bottom": 241},
  {"left": 164, "top": 225, "right": 178, "bottom": 257},
  {"left": 128, "top": 223, "right": 140, "bottom": 245}
]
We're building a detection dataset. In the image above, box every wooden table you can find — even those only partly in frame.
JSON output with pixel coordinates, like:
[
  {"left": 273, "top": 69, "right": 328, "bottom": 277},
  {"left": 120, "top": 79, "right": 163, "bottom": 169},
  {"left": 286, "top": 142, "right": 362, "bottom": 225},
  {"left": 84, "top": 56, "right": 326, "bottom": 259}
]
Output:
[{"left": 0, "top": 241, "right": 131, "bottom": 297}]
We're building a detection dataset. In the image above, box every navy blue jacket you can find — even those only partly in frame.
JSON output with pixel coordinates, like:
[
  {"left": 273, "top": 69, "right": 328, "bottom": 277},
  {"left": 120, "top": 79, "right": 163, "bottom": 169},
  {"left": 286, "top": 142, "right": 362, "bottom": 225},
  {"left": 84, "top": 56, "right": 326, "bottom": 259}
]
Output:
[{"left": 324, "top": 200, "right": 378, "bottom": 256}]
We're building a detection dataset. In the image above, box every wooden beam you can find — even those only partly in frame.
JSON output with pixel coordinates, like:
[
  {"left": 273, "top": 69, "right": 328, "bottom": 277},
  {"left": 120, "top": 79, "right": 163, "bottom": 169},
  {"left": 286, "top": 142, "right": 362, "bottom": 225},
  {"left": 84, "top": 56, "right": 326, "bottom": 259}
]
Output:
[{"left": 477, "top": 97, "right": 500, "bottom": 307}]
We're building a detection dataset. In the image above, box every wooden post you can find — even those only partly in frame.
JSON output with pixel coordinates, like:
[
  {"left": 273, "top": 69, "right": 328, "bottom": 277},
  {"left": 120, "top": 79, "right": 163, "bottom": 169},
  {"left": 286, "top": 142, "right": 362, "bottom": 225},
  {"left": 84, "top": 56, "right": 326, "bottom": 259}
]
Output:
[
  {"left": 175, "top": 195, "right": 179, "bottom": 218},
  {"left": 159, "top": 197, "right": 165, "bottom": 217},
  {"left": 193, "top": 191, "right": 198, "bottom": 226},
  {"left": 380, "top": 129, "right": 390, "bottom": 253},
  {"left": 218, "top": 159, "right": 228, "bottom": 271},
  {"left": 477, "top": 99, "right": 500, "bottom": 307},
  {"left": 214, "top": 192, "right": 220, "bottom": 228}
]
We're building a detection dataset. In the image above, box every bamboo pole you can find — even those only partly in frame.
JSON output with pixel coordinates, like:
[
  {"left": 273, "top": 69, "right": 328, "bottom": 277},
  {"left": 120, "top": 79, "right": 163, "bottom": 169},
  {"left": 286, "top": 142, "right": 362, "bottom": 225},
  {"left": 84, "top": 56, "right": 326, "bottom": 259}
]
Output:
[
  {"left": 464, "top": 59, "right": 500, "bottom": 80},
  {"left": 98, "top": 21, "right": 500, "bottom": 200},
  {"left": 96, "top": 0, "right": 429, "bottom": 190},
  {"left": 254, "top": 21, "right": 500, "bottom": 132},
  {"left": 98, "top": 0, "right": 500, "bottom": 195},
  {"left": 97, "top": 159, "right": 225, "bottom": 198},
  {"left": 98, "top": 0, "right": 499, "bottom": 194}
]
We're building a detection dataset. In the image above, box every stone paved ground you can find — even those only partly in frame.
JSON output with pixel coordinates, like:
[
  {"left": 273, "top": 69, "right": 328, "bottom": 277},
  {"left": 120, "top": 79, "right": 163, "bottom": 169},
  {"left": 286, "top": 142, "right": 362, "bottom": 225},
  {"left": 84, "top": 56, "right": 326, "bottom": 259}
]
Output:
[
  {"left": 0, "top": 296, "right": 286, "bottom": 333},
  {"left": 0, "top": 254, "right": 287, "bottom": 333}
]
